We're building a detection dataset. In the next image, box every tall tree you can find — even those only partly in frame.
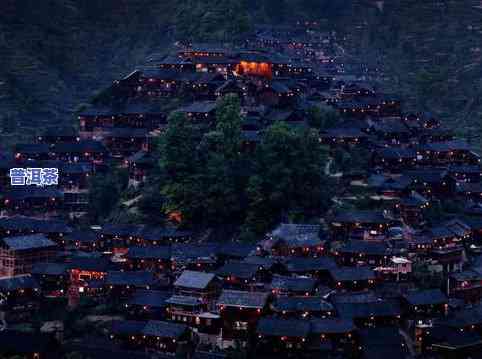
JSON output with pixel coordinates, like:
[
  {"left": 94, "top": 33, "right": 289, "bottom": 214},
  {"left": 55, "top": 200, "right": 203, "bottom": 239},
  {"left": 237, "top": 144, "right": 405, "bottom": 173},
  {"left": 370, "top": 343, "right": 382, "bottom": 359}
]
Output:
[{"left": 245, "top": 122, "right": 330, "bottom": 234}]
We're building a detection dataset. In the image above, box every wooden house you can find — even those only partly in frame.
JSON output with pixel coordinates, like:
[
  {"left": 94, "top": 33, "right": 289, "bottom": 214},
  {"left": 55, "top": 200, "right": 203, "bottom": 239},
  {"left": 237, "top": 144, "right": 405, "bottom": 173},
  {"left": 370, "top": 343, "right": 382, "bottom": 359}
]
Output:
[
  {"left": 335, "top": 299, "right": 401, "bottom": 328},
  {"left": 285, "top": 257, "right": 337, "bottom": 281},
  {"left": 105, "top": 271, "right": 158, "bottom": 298},
  {"left": 455, "top": 181, "right": 482, "bottom": 201},
  {"left": 258, "top": 81, "right": 295, "bottom": 107},
  {"left": 217, "top": 290, "right": 270, "bottom": 342},
  {"left": 64, "top": 230, "right": 99, "bottom": 252},
  {"left": 215, "top": 80, "right": 246, "bottom": 100},
  {"left": 256, "top": 318, "right": 311, "bottom": 354},
  {"left": 103, "top": 128, "right": 150, "bottom": 158},
  {"left": 401, "top": 289, "right": 448, "bottom": 319},
  {"left": 52, "top": 140, "right": 109, "bottom": 164},
  {"left": 422, "top": 325, "right": 482, "bottom": 358},
  {"left": 110, "top": 320, "right": 190, "bottom": 354},
  {"left": 164, "top": 294, "right": 219, "bottom": 333},
  {"left": 78, "top": 106, "right": 116, "bottom": 135},
  {"left": 329, "top": 267, "right": 376, "bottom": 291},
  {"left": 270, "top": 275, "right": 317, "bottom": 297},
  {"left": 124, "top": 151, "right": 157, "bottom": 184},
  {"left": 429, "top": 245, "right": 465, "bottom": 274},
  {"left": 264, "top": 223, "right": 325, "bottom": 257},
  {"left": 405, "top": 169, "right": 451, "bottom": 197},
  {"left": 183, "top": 72, "right": 225, "bottom": 100},
  {"left": 170, "top": 243, "right": 219, "bottom": 272},
  {"left": 418, "top": 140, "right": 480, "bottom": 166},
  {"left": 176, "top": 101, "right": 217, "bottom": 123},
  {"left": 310, "top": 318, "right": 357, "bottom": 352},
  {"left": 271, "top": 296, "right": 334, "bottom": 319},
  {"left": 397, "top": 192, "right": 429, "bottom": 226},
  {"left": 157, "top": 54, "right": 195, "bottom": 72},
  {"left": 173, "top": 270, "right": 220, "bottom": 305},
  {"left": 358, "top": 327, "right": 407, "bottom": 359},
  {"left": 0, "top": 234, "right": 57, "bottom": 277},
  {"left": 0, "top": 217, "right": 71, "bottom": 243},
  {"left": 447, "top": 165, "right": 482, "bottom": 183},
  {"left": 330, "top": 211, "right": 392, "bottom": 240},
  {"left": 67, "top": 257, "right": 111, "bottom": 297},
  {"left": 124, "top": 289, "right": 170, "bottom": 320},
  {"left": 37, "top": 127, "right": 79, "bottom": 145},
  {"left": 0, "top": 275, "right": 41, "bottom": 313},
  {"left": 125, "top": 246, "right": 171, "bottom": 273},
  {"left": 59, "top": 162, "right": 92, "bottom": 190},
  {"left": 320, "top": 128, "right": 368, "bottom": 146},
  {"left": 234, "top": 52, "right": 274, "bottom": 79},
  {"left": 138, "top": 68, "right": 181, "bottom": 97},
  {"left": 99, "top": 224, "right": 143, "bottom": 252},
  {"left": 449, "top": 268, "right": 482, "bottom": 303},
  {"left": 31, "top": 262, "right": 69, "bottom": 296},
  {"left": 216, "top": 262, "right": 268, "bottom": 290},
  {"left": 371, "top": 119, "right": 411, "bottom": 144},
  {"left": 372, "top": 147, "right": 418, "bottom": 171},
  {"left": 335, "top": 240, "right": 391, "bottom": 267}
]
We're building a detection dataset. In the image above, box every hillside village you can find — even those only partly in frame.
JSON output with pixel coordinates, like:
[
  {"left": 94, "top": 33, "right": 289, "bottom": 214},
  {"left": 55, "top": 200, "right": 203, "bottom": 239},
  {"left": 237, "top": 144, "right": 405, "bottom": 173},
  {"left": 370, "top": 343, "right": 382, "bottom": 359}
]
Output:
[{"left": 2, "top": 16, "right": 482, "bottom": 359}]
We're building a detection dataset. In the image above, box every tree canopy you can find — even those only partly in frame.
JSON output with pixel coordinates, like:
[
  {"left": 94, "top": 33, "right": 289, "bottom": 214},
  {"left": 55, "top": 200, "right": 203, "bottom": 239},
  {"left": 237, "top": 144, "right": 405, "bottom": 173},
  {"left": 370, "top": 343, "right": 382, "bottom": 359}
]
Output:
[{"left": 157, "top": 95, "right": 331, "bottom": 236}]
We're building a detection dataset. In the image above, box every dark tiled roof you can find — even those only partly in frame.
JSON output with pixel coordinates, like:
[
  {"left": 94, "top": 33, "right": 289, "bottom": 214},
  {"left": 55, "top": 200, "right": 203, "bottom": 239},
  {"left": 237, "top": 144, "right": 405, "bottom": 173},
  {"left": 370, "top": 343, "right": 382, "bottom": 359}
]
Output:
[
  {"left": 174, "top": 270, "right": 215, "bottom": 289},
  {"left": 217, "top": 290, "right": 269, "bottom": 308},
  {"left": 338, "top": 240, "right": 390, "bottom": 256},
  {"left": 273, "top": 296, "right": 333, "bottom": 312},
  {"left": 127, "top": 246, "right": 171, "bottom": 260},
  {"left": 1, "top": 234, "right": 57, "bottom": 251},
  {"left": 177, "top": 101, "right": 217, "bottom": 114},
  {"left": 332, "top": 211, "right": 390, "bottom": 224},
  {"left": 165, "top": 295, "right": 203, "bottom": 306},
  {"left": 268, "top": 223, "right": 323, "bottom": 248},
  {"left": 336, "top": 300, "right": 401, "bottom": 319},
  {"left": 0, "top": 217, "right": 71, "bottom": 234},
  {"left": 286, "top": 257, "right": 337, "bottom": 273},
  {"left": 14, "top": 143, "right": 50, "bottom": 154},
  {"left": 270, "top": 275, "right": 317, "bottom": 292},
  {"left": 217, "top": 242, "right": 256, "bottom": 258},
  {"left": 403, "top": 289, "right": 447, "bottom": 306},
  {"left": 106, "top": 271, "right": 157, "bottom": 287},
  {"left": 330, "top": 267, "right": 375, "bottom": 282},
  {"left": 257, "top": 317, "right": 311, "bottom": 337},
  {"left": 310, "top": 318, "right": 356, "bottom": 334},
  {"left": 128, "top": 290, "right": 171, "bottom": 308},
  {"left": 0, "top": 275, "right": 40, "bottom": 291},
  {"left": 442, "top": 304, "right": 482, "bottom": 328},
  {"left": 67, "top": 257, "right": 111, "bottom": 272},
  {"left": 54, "top": 140, "right": 108, "bottom": 154},
  {"left": 5, "top": 187, "right": 64, "bottom": 200},
  {"left": 65, "top": 230, "right": 98, "bottom": 244},
  {"left": 31, "top": 262, "right": 68, "bottom": 276},
  {"left": 111, "top": 320, "right": 145, "bottom": 335},
  {"left": 142, "top": 320, "right": 188, "bottom": 338},
  {"left": 216, "top": 262, "right": 260, "bottom": 279}
]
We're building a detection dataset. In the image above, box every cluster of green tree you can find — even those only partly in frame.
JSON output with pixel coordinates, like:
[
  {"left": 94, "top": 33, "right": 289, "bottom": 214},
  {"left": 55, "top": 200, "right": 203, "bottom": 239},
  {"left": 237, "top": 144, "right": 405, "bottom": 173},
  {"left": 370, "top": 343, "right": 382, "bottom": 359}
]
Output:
[
  {"left": 87, "top": 168, "right": 129, "bottom": 223},
  {"left": 158, "top": 95, "right": 332, "bottom": 237},
  {"left": 175, "top": 0, "right": 251, "bottom": 41}
]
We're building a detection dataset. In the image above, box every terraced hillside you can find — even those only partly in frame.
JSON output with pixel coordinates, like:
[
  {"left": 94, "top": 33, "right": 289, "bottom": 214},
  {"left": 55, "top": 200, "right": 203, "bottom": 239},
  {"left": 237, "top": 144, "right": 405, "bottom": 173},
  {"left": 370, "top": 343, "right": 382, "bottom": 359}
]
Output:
[{"left": 2, "top": 0, "right": 481, "bottom": 146}]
